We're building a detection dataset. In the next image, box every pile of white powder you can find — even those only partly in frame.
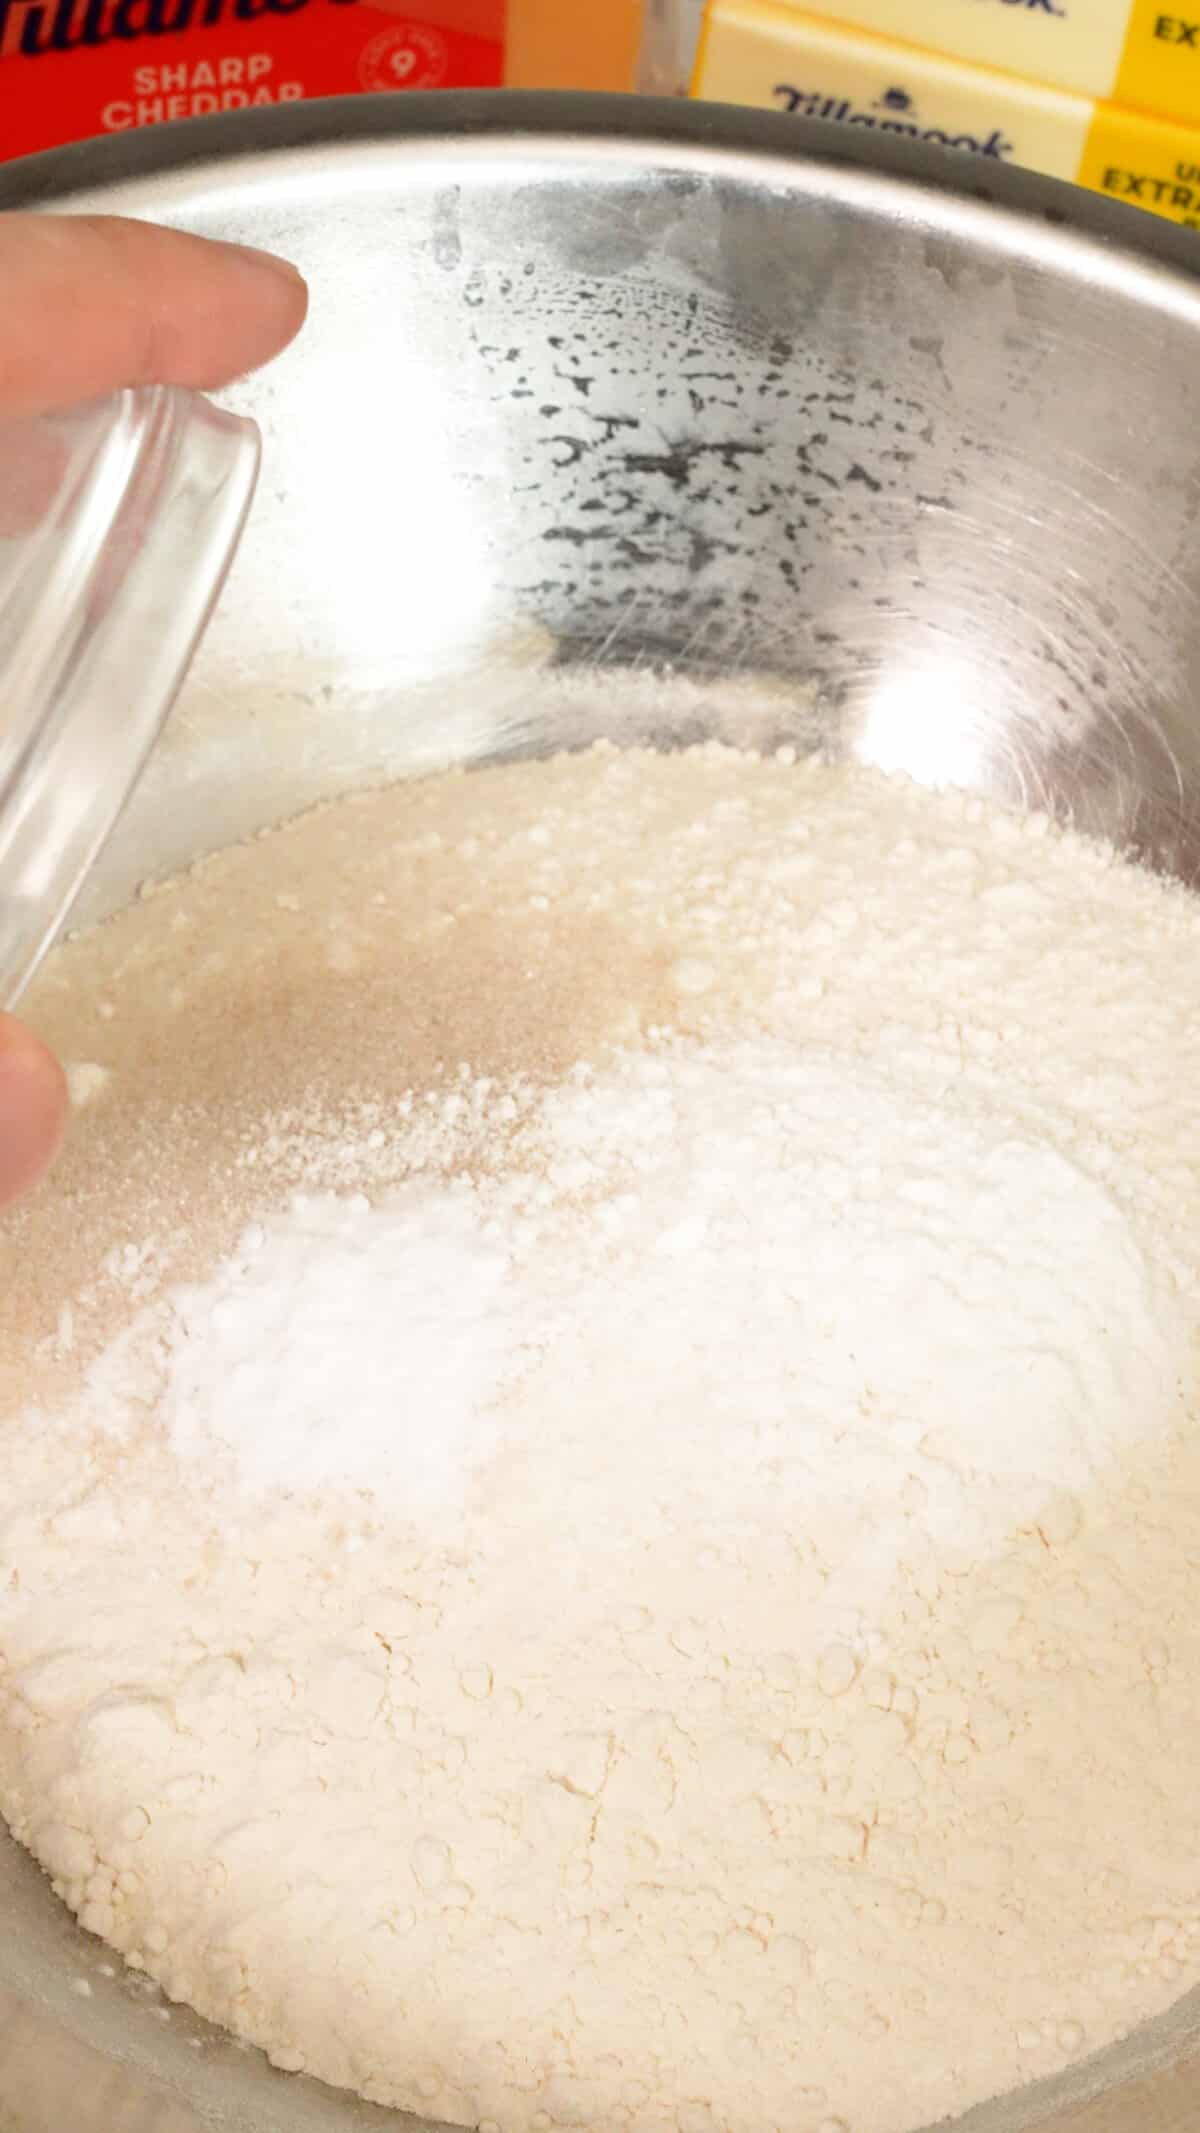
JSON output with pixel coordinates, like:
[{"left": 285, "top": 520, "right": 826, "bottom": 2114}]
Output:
[{"left": 2, "top": 742, "right": 1200, "bottom": 2133}]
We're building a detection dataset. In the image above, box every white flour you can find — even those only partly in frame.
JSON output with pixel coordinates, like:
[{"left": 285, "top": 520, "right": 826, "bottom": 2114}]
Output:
[
  {"left": 3, "top": 744, "right": 1200, "bottom": 2133},
  {"left": 91, "top": 1047, "right": 1190, "bottom": 1569}
]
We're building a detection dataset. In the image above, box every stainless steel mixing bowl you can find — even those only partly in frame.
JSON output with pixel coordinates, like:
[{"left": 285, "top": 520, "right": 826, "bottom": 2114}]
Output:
[{"left": 2, "top": 89, "right": 1200, "bottom": 2133}]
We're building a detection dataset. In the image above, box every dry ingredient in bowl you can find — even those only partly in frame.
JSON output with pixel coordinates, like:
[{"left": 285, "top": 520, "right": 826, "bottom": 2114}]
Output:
[{"left": 2, "top": 742, "right": 1200, "bottom": 2133}]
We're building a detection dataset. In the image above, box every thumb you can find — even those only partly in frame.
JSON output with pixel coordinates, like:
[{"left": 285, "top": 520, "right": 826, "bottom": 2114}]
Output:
[{"left": 0, "top": 1016, "right": 67, "bottom": 1207}]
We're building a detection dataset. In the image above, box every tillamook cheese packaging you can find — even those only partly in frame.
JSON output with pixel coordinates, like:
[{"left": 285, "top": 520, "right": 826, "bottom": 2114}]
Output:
[
  {"left": 693, "top": 0, "right": 1200, "bottom": 229},
  {"left": 0, "top": 0, "right": 641, "bottom": 161},
  {"left": 725, "top": 0, "right": 1200, "bottom": 127}
]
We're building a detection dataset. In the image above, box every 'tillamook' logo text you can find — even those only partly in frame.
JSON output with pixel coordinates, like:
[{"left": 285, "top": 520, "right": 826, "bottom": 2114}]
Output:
[
  {"left": 774, "top": 80, "right": 1016, "bottom": 160},
  {"left": 0, "top": 0, "right": 355, "bottom": 57}
]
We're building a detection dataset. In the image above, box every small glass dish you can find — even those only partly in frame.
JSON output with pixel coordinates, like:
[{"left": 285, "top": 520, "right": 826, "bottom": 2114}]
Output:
[{"left": 0, "top": 383, "right": 260, "bottom": 1007}]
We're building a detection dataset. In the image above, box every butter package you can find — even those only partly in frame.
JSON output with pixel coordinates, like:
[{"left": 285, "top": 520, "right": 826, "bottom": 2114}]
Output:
[
  {"left": 722, "top": 0, "right": 1200, "bottom": 128},
  {"left": 693, "top": 0, "right": 1200, "bottom": 227}
]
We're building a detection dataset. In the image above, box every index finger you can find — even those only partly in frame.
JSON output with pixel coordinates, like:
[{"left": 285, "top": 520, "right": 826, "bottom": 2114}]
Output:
[{"left": 0, "top": 212, "right": 308, "bottom": 417}]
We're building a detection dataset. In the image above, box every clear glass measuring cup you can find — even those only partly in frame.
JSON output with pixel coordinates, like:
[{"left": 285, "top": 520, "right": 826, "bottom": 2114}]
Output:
[{"left": 0, "top": 383, "right": 260, "bottom": 1007}]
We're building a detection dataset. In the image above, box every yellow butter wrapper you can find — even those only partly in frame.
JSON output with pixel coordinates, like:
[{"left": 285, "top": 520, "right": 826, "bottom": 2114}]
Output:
[
  {"left": 692, "top": 0, "right": 1200, "bottom": 227},
  {"left": 706, "top": 0, "right": 1200, "bottom": 128}
]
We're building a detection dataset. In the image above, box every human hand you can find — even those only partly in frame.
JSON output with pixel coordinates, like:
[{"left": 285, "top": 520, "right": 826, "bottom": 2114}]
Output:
[{"left": 0, "top": 212, "right": 308, "bottom": 1209}]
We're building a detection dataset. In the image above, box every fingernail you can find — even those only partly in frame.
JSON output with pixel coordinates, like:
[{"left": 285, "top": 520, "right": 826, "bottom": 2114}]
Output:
[{"left": 226, "top": 240, "right": 307, "bottom": 289}]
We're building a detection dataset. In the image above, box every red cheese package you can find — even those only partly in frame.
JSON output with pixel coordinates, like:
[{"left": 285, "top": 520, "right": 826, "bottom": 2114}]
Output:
[{"left": 0, "top": 0, "right": 504, "bottom": 158}]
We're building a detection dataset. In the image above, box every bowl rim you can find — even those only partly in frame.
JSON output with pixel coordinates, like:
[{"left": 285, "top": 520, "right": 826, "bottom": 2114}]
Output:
[{"left": 1, "top": 82, "right": 1200, "bottom": 288}]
